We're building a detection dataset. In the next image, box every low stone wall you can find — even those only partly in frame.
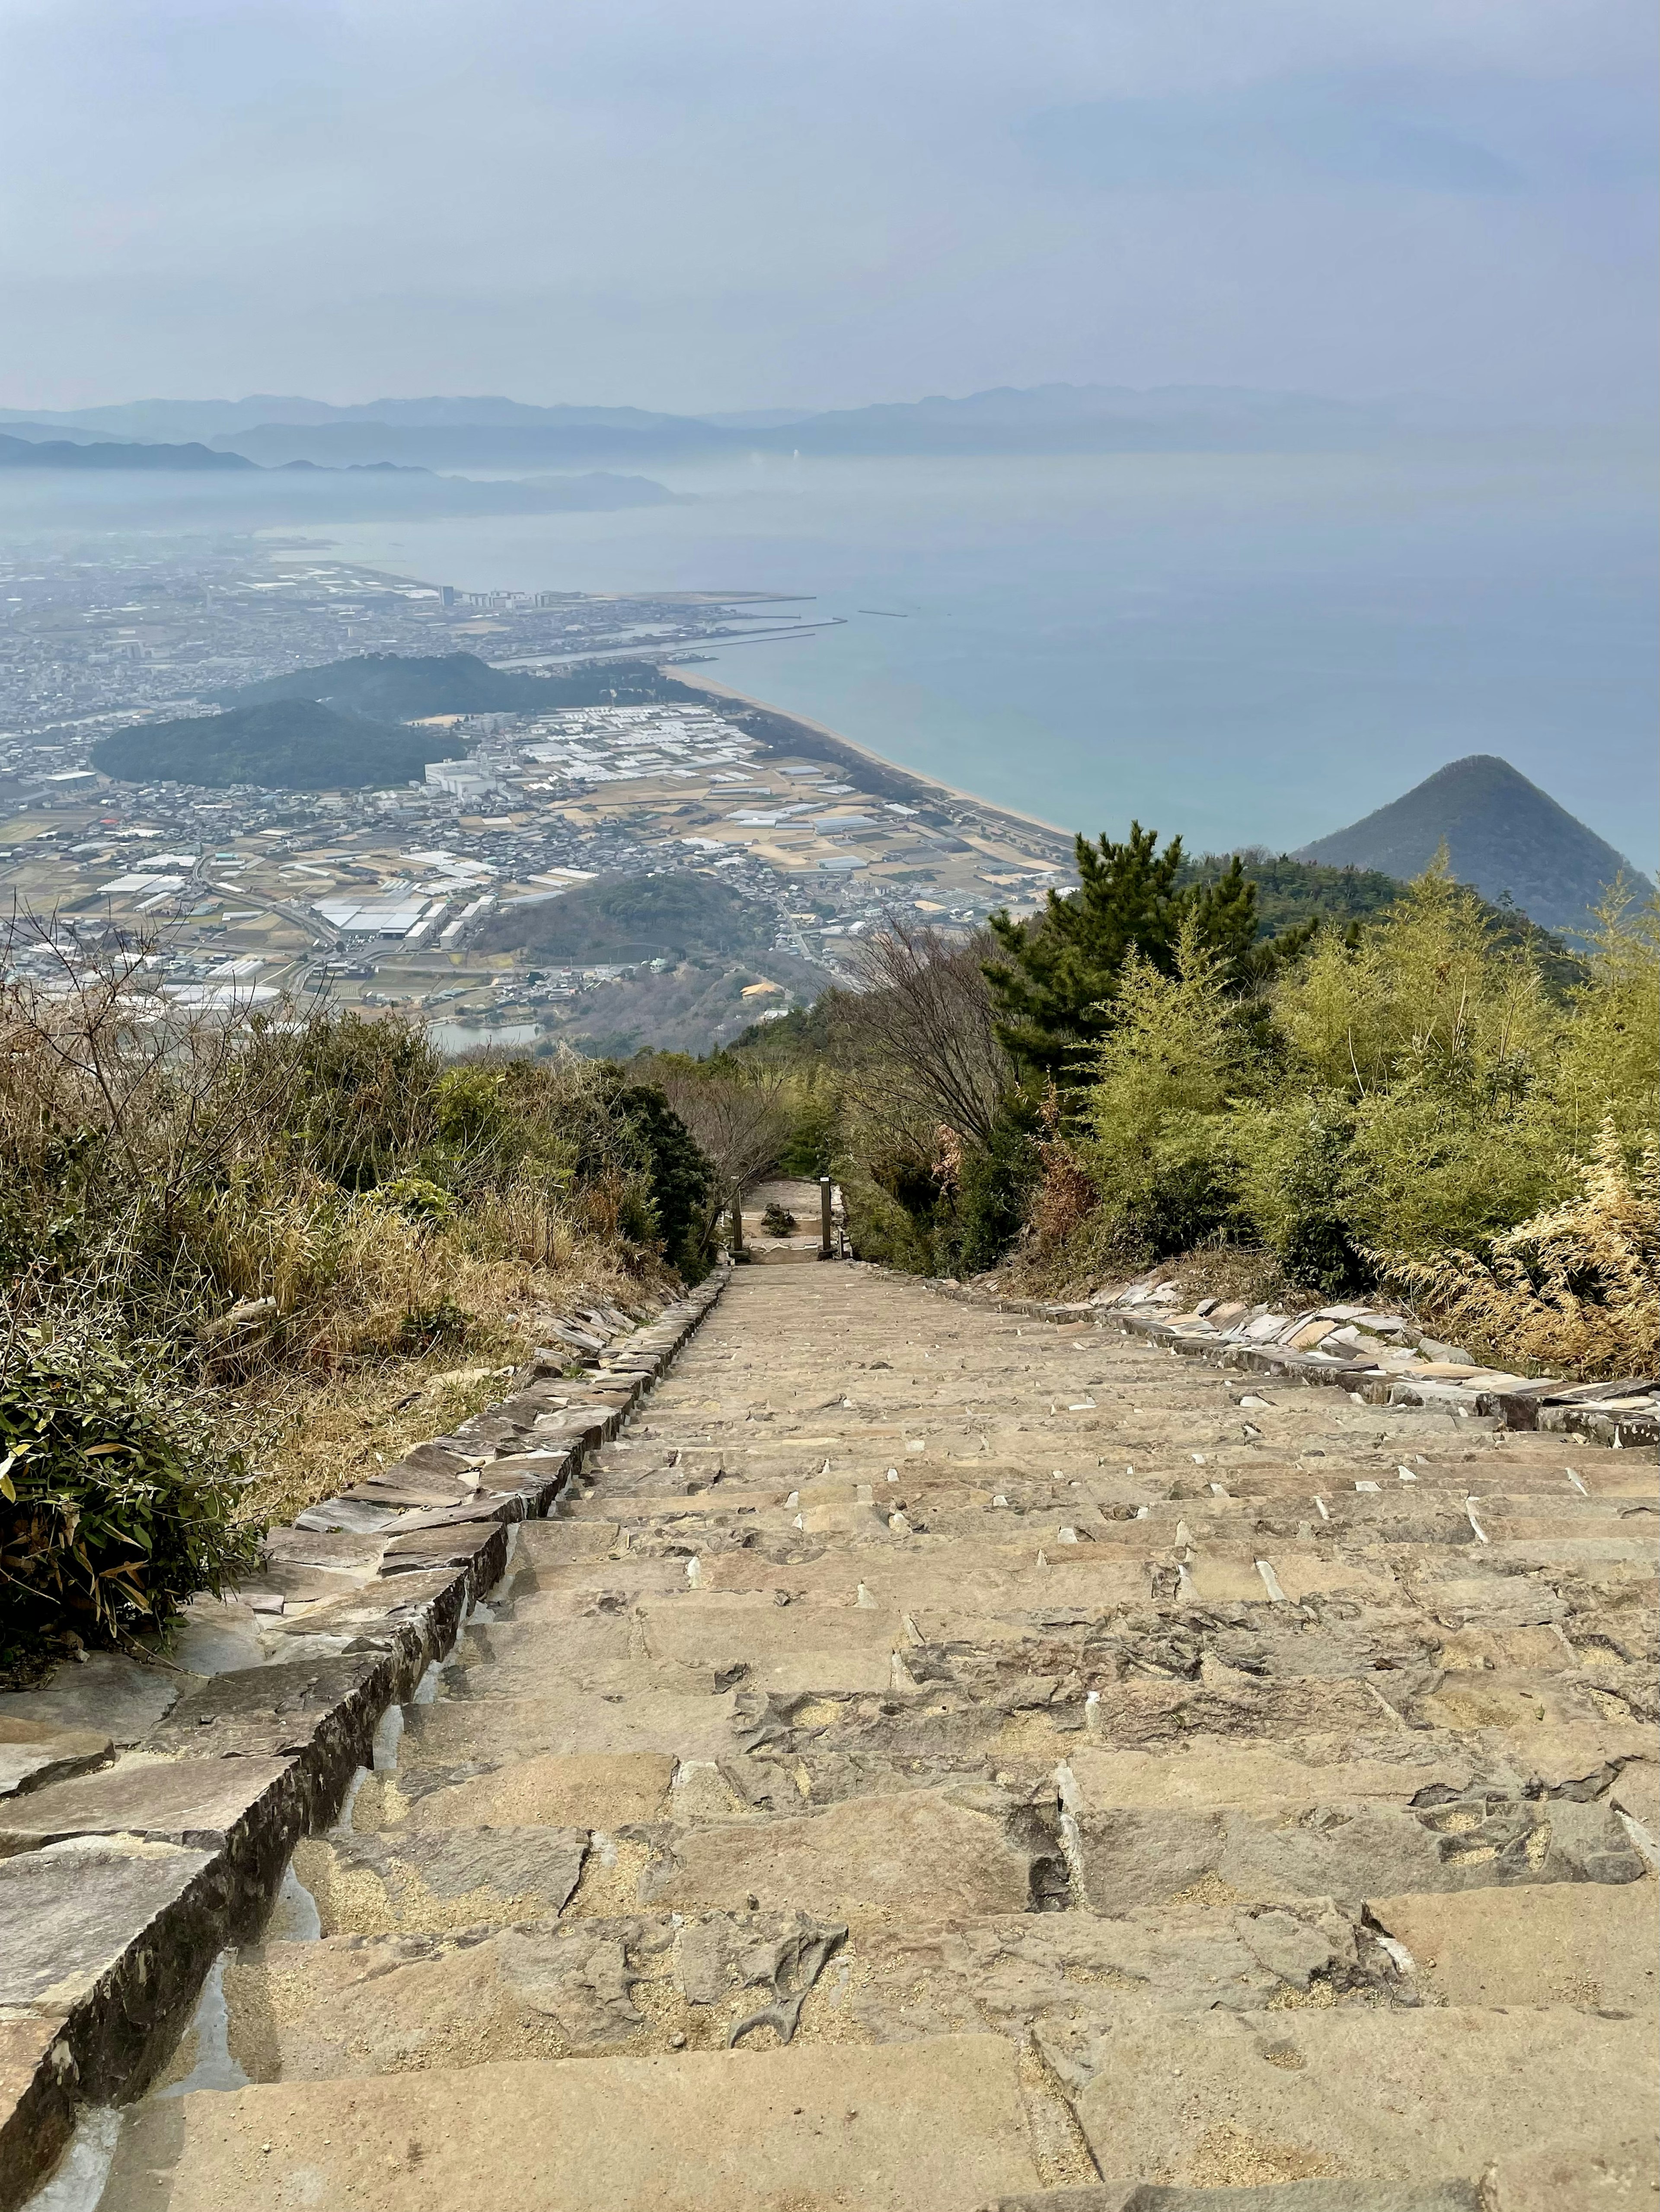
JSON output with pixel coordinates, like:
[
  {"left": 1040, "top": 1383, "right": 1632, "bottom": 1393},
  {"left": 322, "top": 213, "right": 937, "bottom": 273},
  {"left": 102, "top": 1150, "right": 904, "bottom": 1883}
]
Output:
[
  {"left": 0, "top": 1268, "right": 727, "bottom": 2211},
  {"left": 906, "top": 1271, "right": 1657, "bottom": 1452}
]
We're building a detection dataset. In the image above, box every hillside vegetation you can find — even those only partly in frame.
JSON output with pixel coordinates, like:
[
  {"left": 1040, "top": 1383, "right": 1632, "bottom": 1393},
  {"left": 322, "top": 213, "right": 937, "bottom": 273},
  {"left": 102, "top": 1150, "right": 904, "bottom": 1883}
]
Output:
[
  {"left": 725, "top": 837, "right": 1657, "bottom": 1382},
  {"left": 90, "top": 654, "right": 713, "bottom": 790},
  {"left": 0, "top": 958, "right": 715, "bottom": 1671}
]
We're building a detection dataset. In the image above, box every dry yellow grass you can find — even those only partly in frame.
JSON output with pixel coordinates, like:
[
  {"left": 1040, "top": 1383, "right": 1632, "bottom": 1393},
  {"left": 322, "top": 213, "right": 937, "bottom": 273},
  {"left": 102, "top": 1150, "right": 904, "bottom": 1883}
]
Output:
[
  {"left": 238, "top": 1225, "right": 677, "bottom": 1523},
  {"left": 1371, "top": 1126, "right": 1657, "bottom": 1382}
]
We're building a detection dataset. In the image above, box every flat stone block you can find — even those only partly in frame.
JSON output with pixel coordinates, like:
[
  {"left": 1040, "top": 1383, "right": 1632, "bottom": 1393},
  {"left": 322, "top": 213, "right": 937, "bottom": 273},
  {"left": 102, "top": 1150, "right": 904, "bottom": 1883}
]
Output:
[
  {"left": 0, "top": 1754, "right": 298, "bottom": 1858},
  {"left": 143, "top": 1654, "right": 387, "bottom": 1763},
  {"left": 1366, "top": 1880, "right": 1660, "bottom": 2009},
  {"left": 294, "top": 1824, "right": 587, "bottom": 1936},
  {"left": 384, "top": 1751, "right": 677, "bottom": 1832},
  {"left": 102, "top": 2033, "right": 1041, "bottom": 2210},
  {"left": 0, "top": 1654, "right": 192, "bottom": 1747},
  {"left": 638, "top": 1787, "right": 1053, "bottom": 1925},
  {"left": 0, "top": 1836, "right": 227, "bottom": 2206},
  {"left": 0, "top": 1721, "right": 112, "bottom": 1801},
  {"left": 1074, "top": 2008, "right": 1657, "bottom": 2189}
]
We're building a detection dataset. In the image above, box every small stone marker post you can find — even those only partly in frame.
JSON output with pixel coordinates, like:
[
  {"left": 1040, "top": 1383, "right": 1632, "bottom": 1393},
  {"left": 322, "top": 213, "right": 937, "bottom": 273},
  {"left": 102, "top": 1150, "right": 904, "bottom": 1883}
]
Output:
[{"left": 819, "top": 1177, "right": 834, "bottom": 1260}]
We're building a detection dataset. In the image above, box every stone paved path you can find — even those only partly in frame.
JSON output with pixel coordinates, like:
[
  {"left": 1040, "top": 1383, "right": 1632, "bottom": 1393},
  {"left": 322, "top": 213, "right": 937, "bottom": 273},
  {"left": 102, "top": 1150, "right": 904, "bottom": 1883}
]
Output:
[{"left": 105, "top": 1264, "right": 1658, "bottom": 2210}]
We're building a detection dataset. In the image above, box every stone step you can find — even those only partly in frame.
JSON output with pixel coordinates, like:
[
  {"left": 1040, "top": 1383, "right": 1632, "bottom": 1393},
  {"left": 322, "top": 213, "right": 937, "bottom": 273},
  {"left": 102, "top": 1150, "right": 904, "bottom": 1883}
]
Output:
[
  {"left": 211, "top": 1896, "right": 1406, "bottom": 2084},
  {"left": 1363, "top": 1877, "right": 1659, "bottom": 2008},
  {"left": 102, "top": 2033, "right": 1050, "bottom": 2209},
  {"left": 1056, "top": 2005, "right": 1657, "bottom": 2193},
  {"left": 54, "top": 1263, "right": 1652, "bottom": 2212}
]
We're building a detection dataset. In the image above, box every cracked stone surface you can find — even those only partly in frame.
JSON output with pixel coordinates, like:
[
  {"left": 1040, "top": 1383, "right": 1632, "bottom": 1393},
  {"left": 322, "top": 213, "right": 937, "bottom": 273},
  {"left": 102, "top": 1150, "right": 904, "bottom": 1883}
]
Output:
[{"left": 87, "top": 1264, "right": 1657, "bottom": 2211}]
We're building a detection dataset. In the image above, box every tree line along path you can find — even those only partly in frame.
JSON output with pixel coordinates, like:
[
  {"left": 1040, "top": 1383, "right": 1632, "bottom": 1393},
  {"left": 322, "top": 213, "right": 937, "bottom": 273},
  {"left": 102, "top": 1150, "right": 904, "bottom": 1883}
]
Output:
[{"left": 102, "top": 1261, "right": 1657, "bottom": 2211}]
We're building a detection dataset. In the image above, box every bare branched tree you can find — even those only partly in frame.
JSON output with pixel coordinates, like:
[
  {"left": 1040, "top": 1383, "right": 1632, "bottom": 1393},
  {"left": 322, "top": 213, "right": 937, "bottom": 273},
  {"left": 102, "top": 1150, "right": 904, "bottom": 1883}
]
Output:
[
  {"left": 637, "top": 1055, "right": 793, "bottom": 1253},
  {"left": 843, "top": 920, "right": 1012, "bottom": 1148}
]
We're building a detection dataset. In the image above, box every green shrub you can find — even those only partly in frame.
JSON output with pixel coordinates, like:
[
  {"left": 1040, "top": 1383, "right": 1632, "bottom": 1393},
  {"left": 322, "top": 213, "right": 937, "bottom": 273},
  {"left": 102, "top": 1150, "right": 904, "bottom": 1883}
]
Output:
[
  {"left": 397, "top": 1296, "right": 472, "bottom": 1352},
  {"left": 1233, "top": 1098, "right": 1371, "bottom": 1296},
  {"left": 0, "top": 1319, "right": 260, "bottom": 1660},
  {"left": 608, "top": 1081, "right": 715, "bottom": 1277},
  {"left": 953, "top": 1094, "right": 1044, "bottom": 1273},
  {"left": 1075, "top": 922, "right": 1250, "bottom": 1258}
]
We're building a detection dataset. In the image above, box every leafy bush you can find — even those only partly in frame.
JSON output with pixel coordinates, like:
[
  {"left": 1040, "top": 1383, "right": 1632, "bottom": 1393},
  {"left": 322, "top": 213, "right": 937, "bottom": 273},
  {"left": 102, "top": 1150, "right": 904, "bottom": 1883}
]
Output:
[
  {"left": 1234, "top": 1099, "right": 1371, "bottom": 1297},
  {"left": 953, "top": 1094, "right": 1044, "bottom": 1273},
  {"left": 1072, "top": 922, "right": 1250, "bottom": 1259},
  {"left": 608, "top": 1080, "right": 715, "bottom": 1277},
  {"left": 397, "top": 1296, "right": 473, "bottom": 1353},
  {"left": 0, "top": 1318, "right": 259, "bottom": 1659},
  {"left": 760, "top": 1203, "right": 797, "bottom": 1236}
]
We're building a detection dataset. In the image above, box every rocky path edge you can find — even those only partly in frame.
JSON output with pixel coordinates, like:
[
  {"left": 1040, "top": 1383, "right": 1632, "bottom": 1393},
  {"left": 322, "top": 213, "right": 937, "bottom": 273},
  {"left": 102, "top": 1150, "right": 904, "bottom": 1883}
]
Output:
[
  {"left": 0, "top": 1267, "right": 728, "bottom": 2212},
  {"left": 904, "top": 1272, "right": 1657, "bottom": 1451}
]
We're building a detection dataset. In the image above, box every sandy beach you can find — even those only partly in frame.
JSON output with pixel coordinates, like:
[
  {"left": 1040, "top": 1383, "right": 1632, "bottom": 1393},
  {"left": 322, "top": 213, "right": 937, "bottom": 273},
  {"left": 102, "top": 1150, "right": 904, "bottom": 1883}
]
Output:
[{"left": 663, "top": 665, "right": 1075, "bottom": 845}]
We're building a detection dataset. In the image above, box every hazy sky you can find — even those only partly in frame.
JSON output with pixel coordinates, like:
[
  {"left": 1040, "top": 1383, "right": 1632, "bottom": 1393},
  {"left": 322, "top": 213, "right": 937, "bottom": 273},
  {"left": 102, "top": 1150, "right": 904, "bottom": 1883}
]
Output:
[{"left": 1, "top": 0, "right": 1654, "bottom": 415}]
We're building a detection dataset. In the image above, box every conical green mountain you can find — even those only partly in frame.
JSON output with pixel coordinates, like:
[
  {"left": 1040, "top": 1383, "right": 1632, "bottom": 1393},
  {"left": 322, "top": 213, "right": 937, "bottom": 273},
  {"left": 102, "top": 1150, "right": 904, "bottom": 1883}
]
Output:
[{"left": 1297, "top": 755, "right": 1651, "bottom": 935}]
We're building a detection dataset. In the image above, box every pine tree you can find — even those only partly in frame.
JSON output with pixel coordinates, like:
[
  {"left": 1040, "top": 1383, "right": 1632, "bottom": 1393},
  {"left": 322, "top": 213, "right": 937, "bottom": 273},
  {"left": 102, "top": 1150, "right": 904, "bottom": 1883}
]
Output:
[{"left": 983, "top": 827, "right": 1294, "bottom": 1083}]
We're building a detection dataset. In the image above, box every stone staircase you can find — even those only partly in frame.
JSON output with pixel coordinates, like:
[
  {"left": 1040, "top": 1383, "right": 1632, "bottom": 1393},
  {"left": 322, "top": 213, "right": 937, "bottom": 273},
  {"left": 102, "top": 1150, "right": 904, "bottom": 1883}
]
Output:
[{"left": 98, "top": 1264, "right": 1658, "bottom": 2210}]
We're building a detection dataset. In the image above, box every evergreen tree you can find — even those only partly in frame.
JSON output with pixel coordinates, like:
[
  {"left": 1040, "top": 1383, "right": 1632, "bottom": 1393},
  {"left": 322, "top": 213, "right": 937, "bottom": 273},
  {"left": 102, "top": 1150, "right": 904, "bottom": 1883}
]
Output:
[{"left": 984, "top": 826, "right": 1302, "bottom": 1082}]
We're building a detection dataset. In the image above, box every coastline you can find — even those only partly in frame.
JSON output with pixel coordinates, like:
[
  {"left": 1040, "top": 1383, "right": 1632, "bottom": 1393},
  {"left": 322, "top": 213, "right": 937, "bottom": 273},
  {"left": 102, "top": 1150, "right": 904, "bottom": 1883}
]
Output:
[{"left": 661, "top": 664, "right": 1076, "bottom": 848}]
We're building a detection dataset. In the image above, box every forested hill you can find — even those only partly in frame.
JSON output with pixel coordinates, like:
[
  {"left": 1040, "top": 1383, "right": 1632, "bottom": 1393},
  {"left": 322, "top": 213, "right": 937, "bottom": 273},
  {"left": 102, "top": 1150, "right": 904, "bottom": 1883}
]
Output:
[
  {"left": 92, "top": 699, "right": 456, "bottom": 790},
  {"left": 1297, "top": 755, "right": 1650, "bottom": 937},
  {"left": 1177, "top": 851, "right": 1401, "bottom": 936},
  {"left": 221, "top": 651, "right": 699, "bottom": 720}
]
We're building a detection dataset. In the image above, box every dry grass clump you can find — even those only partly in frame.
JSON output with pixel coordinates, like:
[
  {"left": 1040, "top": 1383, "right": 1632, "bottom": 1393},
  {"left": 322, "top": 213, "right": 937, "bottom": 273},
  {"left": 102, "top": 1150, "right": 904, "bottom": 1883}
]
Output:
[
  {"left": 241, "top": 1222, "right": 673, "bottom": 1523},
  {"left": 1371, "top": 1127, "right": 1657, "bottom": 1381},
  {"left": 1, "top": 944, "right": 711, "bottom": 1647}
]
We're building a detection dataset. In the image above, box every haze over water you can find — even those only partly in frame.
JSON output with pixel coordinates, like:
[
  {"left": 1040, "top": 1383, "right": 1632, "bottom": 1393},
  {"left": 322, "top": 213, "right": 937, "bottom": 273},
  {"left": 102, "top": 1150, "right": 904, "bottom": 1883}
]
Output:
[{"left": 306, "top": 440, "right": 1658, "bottom": 875}]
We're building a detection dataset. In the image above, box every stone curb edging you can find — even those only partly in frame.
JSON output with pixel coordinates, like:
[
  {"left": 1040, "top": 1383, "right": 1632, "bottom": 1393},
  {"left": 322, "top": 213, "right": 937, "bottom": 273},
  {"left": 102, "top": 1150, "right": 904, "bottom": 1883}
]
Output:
[
  {"left": 0, "top": 1266, "right": 728, "bottom": 2212},
  {"left": 876, "top": 1267, "right": 1657, "bottom": 1452}
]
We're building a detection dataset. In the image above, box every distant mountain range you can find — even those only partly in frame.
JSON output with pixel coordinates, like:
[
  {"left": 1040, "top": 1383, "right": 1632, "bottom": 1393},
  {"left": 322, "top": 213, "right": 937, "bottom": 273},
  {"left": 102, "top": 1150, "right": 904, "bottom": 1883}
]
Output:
[
  {"left": 0, "top": 384, "right": 1400, "bottom": 469},
  {"left": 0, "top": 432, "right": 258, "bottom": 471},
  {"left": 1298, "top": 755, "right": 1652, "bottom": 936}
]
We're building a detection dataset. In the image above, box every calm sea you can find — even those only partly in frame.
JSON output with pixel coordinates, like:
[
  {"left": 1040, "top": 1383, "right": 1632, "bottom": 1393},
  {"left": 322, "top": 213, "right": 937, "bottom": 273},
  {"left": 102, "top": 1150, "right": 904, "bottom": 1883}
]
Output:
[{"left": 288, "top": 440, "right": 1648, "bottom": 874}]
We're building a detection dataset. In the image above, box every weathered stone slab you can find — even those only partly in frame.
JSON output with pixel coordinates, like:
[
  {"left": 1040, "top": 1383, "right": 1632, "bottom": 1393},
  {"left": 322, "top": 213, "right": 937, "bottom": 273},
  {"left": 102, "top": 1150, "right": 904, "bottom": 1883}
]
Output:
[
  {"left": 638, "top": 1599, "right": 900, "bottom": 1666},
  {"left": 102, "top": 2035, "right": 1041, "bottom": 2210},
  {"left": 0, "top": 1721, "right": 112, "bottom": 1800},
  {"left": 294, "top": 1824, "right": 587, "bottom": 1935},
  {"left": 1073, "top": 2009, "right": 1657, "bottom": 2189},
  {"left": 142, "top": 1654, "right": 389, "bottom": 1780},
  {"left": 221, "top": 1906, "right": 846, "bottom": 2076},
  {"left": 1481, "top": 2136, "right": 1659, "bottom": 2212},
  {"left": 411, "top": 1692, "right": 740, "bottom": 1762},
  {"left": 293, "top": 1496, "right": 404, "bottom": 1534},
  {"left": 1072, "top": 1793, "right": 1641, "bottom": 1913},
  {"left": 1000, "top": 2187, "right": 1480, "bottom": 2211},
  {"left": 0, "top": 1654, "right": 193, "bottom": 1747},
  {"left": 0, "top": 1754, "right": 300, "bottom": 1858},
  {"left": 1063, "top": 1747, "right": 1478, "bottom": 1812},
  {"left": 0, "top": 1836, "right": 223, "bottom": 2206},
  {"left": 1365, "top": 1880, "right": 1660, "bottom": 2008},
  {"left": 376, "top": 1751, "right": 677, "bottom": 1833},
  {"left": 637, "top": 1786, "right": 1058, "bottom": 1924}
]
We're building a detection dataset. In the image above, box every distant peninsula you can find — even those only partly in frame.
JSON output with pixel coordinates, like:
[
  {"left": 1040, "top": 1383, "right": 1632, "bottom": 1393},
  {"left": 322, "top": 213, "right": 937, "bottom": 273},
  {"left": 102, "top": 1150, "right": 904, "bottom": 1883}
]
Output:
[{"left": 0, "top": 433, "right": 256, "bottom": 472}]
